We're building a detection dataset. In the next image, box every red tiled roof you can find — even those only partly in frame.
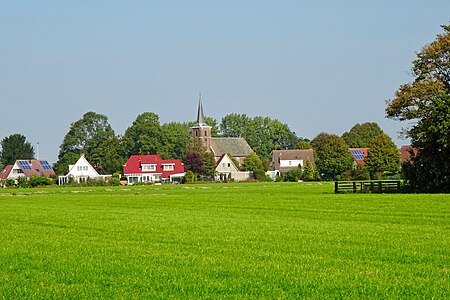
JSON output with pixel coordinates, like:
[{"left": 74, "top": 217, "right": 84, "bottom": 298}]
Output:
[
  {"left": 16, "top": 160, "right": 56, "bottom": 178},
  {"left": 349, "top": 148, "right": 369, "bottom": 165},
  {"left": 399, "top": 145, "right": 418, "bottom": 163},
  {"left": 0, "top": 165, "right": 13, "bottom": 180},
  {"left": 123, "top": 155, "right": 184, "bottom": 179}
]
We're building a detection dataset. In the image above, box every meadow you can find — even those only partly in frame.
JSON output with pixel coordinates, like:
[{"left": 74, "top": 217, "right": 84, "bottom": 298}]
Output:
[{"left": 0, "top": 182, "right": 449, "bottom": 299}]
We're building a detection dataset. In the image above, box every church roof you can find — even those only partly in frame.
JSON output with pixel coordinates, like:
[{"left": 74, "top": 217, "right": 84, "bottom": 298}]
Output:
[{"left": 210, "top": 137, "right": 253, "bottom": 157}]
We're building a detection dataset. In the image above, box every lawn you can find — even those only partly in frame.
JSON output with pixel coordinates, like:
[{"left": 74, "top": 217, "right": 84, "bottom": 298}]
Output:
[{"left": 0, "top": 182, "right": 449, "bottom": 299}]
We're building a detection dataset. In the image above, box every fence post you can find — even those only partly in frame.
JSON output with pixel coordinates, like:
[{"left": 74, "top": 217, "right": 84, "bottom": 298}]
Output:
[
  {"left": 335, "top": 181, "right": 339, "bottom": 193},
  {"left": 353, "top": 181, "right": 356, "bottom": 193}
]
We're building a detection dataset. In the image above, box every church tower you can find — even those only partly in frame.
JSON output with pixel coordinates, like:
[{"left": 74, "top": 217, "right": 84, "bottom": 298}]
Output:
[{"left": 191, "top": 96, "right": 212, "bottom": 151}]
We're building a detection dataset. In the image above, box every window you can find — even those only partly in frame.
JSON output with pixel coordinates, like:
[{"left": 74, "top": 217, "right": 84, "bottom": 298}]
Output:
[
  {"left": 142, "top": 164, "right": 156, "bottom": 172},
  {"left": 163, "top": 164, "right": 174, "bottom": 171},
  {"left": 77, "top": 166, "right": 82, "bottom": 171}
]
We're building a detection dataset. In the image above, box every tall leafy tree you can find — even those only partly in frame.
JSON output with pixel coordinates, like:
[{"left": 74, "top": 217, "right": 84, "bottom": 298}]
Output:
[
  {"left": 184, "top": 139, "right": 215, "bottom": 179},
  {"left": 123, "top": 112, "right": 163, "bottom": 156},
  {"left": 365, "top": 133, "right": 401, "bottom": 179},
  {"left": 0, "top": 133, "right": 35, "bottom": 165},
  {"left": 311, "top": 133, "right": 353, "bottom": 180},
  {"left": 242, "top": 152, "right": 267, "bottom": 180},
  {"left": 342, "top": 122, "right": 383, "bottom": 148},
  {"left": 386, "top": 24, "right": 450, "bottom": 192},
  {"left": 56, "top": 112, "right": 115, "bottom": 174},
  {"left": 220, "top": 114, "right": 299, "bottom": 161},
  {"left": 160, "top": 122, "right": 191, "bottom": 160},
  {"left": 295, "top": 139, "right": 312, "bottom": 150}
]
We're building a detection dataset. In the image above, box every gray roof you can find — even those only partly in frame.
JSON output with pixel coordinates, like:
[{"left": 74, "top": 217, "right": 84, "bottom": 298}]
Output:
[
  {"left": 210, "top": 137, "right": 253, "bottom": 157},
  {"left": 271, "top": 149, "right": 316, "bottom": 171}
]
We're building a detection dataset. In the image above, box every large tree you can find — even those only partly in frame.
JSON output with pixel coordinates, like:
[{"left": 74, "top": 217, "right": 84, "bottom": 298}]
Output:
[
  {"left": 311, "top": 133, "right": 353, "bottom": 180},
  {"left": 160, "top": 122, "right": 191, "bottom": 160},
  {"left": 342, "top": 122, "right": 383, "bottom": 148},
  {"left": 123, "top": 112, "right": 164, "bottom": 156},
  {"left": 365, "top": 133, "right": 401, "bottom": 179},
  {"left": 184, "top": 139, "right": 215, "bottom": 179},
  {"left": 56, "top": 112, "right": 115, "bottom": 174},
  {"left": 241, "top": 152, "right": 267, "bottom": 181},
  {"left": 220, "top": 114, "right": 299, "bottom": 161},
  {"left": 386, "top": 24, "right": 450, "bottom": 192},
  {"left": 0, "top": 133, "right": 35, "bottom": 165}
]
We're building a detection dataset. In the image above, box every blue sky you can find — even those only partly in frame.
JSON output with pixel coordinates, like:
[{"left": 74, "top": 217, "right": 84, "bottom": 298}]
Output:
[{"left": 1, "top": 1, "right": 449, "bottom": 163}]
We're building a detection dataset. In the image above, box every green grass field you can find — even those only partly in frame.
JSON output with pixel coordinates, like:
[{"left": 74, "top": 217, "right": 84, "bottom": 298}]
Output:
[{"left": 0, "top": 182, "right": 449, "bottom": 299}]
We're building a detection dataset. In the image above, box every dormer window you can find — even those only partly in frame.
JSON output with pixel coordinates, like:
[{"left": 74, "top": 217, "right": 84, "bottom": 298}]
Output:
[
  {"left": 142, "top": 164, "right": 156, "bottom": 172},
  {"left": 163, "top": 164, "right": 174, "bottom": 171}
]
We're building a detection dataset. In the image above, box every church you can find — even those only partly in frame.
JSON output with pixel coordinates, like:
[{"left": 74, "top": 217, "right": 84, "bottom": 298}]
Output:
[{"left": 190, "top": 100, "right": 253, "bottom": 165}]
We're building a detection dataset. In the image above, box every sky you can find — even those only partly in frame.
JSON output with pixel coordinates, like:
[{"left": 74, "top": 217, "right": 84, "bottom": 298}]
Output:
[{"left": 1, "top": 1, "right": 449, "bottom": 163}]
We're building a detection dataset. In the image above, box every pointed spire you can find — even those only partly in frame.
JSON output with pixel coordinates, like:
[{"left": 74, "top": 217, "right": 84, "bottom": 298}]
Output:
[{"left": 197, "top": 93, "right": 206, "bottom": 125}]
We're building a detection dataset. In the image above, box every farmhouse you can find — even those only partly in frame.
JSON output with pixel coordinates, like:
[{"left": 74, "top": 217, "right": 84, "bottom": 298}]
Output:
[
  {"left": 271, "top": 149, "right": 315, "bottom": 173},
  {"left": 191, "top": 100, "right": 252, "bottom": 165},
  {"left": 123, "top": 154, "right": 185, "bottom": 184},
  {"left": 215, "top": 153, "right": 252, "bottom": 181},
  {"left": 0, "top": 159, "right": 55, "bottom": 181},
  {"left": 58, "top": 154, "right": 112, "bottom": 185}
]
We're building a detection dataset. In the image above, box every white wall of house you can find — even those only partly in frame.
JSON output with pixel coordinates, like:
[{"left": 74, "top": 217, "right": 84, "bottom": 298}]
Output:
[
  {"left": 67, "top": 155, "right": 100, "bottom": 178},
  {"left": 8, "top": 162, "right": 26, "bottom": 180},
  {"left": 280, "top": 159, "right": 304, "bottom": 168}
]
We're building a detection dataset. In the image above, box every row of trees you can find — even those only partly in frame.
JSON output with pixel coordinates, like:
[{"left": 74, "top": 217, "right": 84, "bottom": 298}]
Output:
[{"left": 1, "top": 115, "right": 400, "bottom": 182}]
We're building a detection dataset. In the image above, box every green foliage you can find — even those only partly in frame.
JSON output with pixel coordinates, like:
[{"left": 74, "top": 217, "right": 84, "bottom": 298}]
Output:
[
  {"left": 183, "top": 170, "right": 196, "bottom": 183},
  {"left": 0, "top": 184, "right": 449, "bottom": 298},
  {"left": 386, "top": 24, "right": 450, "bottom": 192},
  {"left": 311, "top": 133, "right": 354, "bottom": 180},
  {"left": 16, "top": 176, "right": 29, "bottom": 188},
  {"left": 344, "top": 164, "right": 371, "bottom": 181},
  {"left": 56, "top": 112, "right": 115, "bottom": 174},
  {"left": 242, "top": 152, "right": 267, "bottom": 180},
  {"left": 29, "top": 175, "right": 53, "bottom": 187},
  {"left": 302, "top": 158, "right": 319, "bottom": 181},
  {"left": 342, "top": 122, "right": 383, "bottom": 148},
  {"left": 295, "top": 139, "right": 312, "bottom": 150},
  {"left": 5, "top": 179, "right": 15, "bottom": 187},
  {"left": 220, "top": 114, "right": 299, "bottom": 161},
  {"left": 184, "top": 139, "right": 215, "bottom": 179},
  {"left": 365, "top": 133, "right": 400, "bottom": 180},
  {"left": 123, "top": 112, "right": 163, "bottom": 156},
  {"left": 0, "top": 133, "right": 35, "bottom": 165},
  {"left": 284, "top": 167, "right": 302, "bottom": 182},
  {"left": 160, "top": 122, "right": 191, "bottom": 160}
]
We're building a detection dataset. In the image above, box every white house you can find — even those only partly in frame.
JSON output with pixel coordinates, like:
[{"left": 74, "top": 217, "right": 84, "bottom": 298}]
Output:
[
  {"left": 58, "top": 155, "right": 112, "bottom": 185},
  {"left": 215, "top": 154, "right": 252, "bottom": 182}
]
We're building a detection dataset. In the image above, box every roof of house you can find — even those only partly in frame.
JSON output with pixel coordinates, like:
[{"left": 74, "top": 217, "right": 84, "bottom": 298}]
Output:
[
  {"left": 123, "top": 155, "right": 184, "bottom": 178},
  {"left": 1, "top": 160, "right": 56, "bottom": 179},
  {"left": 210, "top": 137, "right": 253, "bottom": 157},
  {"left": 0, "top": 165, "right": 13, "bottom": 180},
  {"left": 349, "top": 148, "right": 369, "bottom": 165},
  {"left": 214, "top": 153, "right": 240, "bottom": 172},
  {"left": 399, "top": 145, "right": 418, "bottom": 163},
  {"left": 272, "top": 149, "right": 316, "bottom": 171},
  {"left": 67, "top": 155, "right": 100, "bottom": 177}
]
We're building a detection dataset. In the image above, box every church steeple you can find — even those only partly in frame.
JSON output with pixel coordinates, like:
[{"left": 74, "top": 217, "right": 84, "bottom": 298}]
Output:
[
  {"left": 191, "top": 94, "right": 212, "bottom": 151},
  {"left": 196, "top": 94, "right": 207, "bottom": 126}
]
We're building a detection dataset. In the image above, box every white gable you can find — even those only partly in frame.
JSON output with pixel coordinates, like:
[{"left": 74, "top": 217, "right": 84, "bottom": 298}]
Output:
[
  {"left": 67, "top": 155, "right": 100, "bottom": 178},
  {"left": 215, "top": 154, "right": 239, "bottom": 173}
]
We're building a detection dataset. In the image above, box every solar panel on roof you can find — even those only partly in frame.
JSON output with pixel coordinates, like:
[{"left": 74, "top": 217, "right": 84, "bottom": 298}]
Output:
[
  {"left": 40, "top": 160, "right": 51, "bottom": 170},
  {"left": 19, "top": 161, "right": 32, "bottom": 170}
]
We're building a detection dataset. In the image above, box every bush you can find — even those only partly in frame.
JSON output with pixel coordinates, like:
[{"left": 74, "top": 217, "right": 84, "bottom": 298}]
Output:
[
  {"left": 29, "top": 175, "right": 53, "bottom": 187},
  {"left": 285, "top": 167, "right": 303, "bottom": 182}
]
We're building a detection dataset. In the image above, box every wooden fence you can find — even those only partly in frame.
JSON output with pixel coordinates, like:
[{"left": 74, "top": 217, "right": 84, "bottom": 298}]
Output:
[{"left": 334, "top": 180, "right": 402, "bottom": 193}]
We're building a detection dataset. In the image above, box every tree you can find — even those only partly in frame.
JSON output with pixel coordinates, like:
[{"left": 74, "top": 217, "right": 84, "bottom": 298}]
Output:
[
  {"left": 56, "top": 112, "right": 115, "bottom": 174},
  {"left": 242, "top": 152, "right": 267, "bottom": 180},
  {"left": 386, "top": 24, "right": 450, "bottom": 192},
  {"left": 302, "top": 158, "right": 319, "bottom": 181},
  {"left": 184, "top": 139, "right": 215, "bottom": 179},
  {"left": 160, "top": 122, "right": 191, "bottom": 160},
  {"left": 295, "top": 139, "right": 312, "bottom": 150},
  {"left": 342, "top": 122, "right": 383, "bottom": 148},
  {"left": 0, "top": 133, "right": 35, "bottom": 165},
  {"left": 311, "top": 133, "right": 353, "bottom": 180},
  {"left": 90, "top": 136, "right": 126, "bottom": 174},
  {"left": 220, "top": 114, "right": 299, "bottom": 161},
  {"left": 365, "top": 133, "right": 401, "bottom": 179},
  {"left": 285, "top": 167, "right": 302, "bottom": 182},
  {"left": 123, "top": 112, "right": 163, "bottom": 156}
]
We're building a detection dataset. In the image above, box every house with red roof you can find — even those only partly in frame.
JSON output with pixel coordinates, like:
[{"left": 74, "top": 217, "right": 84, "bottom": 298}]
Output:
[
  {"left": 123, "top": 155, "right": 185, "bottom": 184},
  {"left": 0, "top": 159, "right": 56, "bottom": 182}
]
